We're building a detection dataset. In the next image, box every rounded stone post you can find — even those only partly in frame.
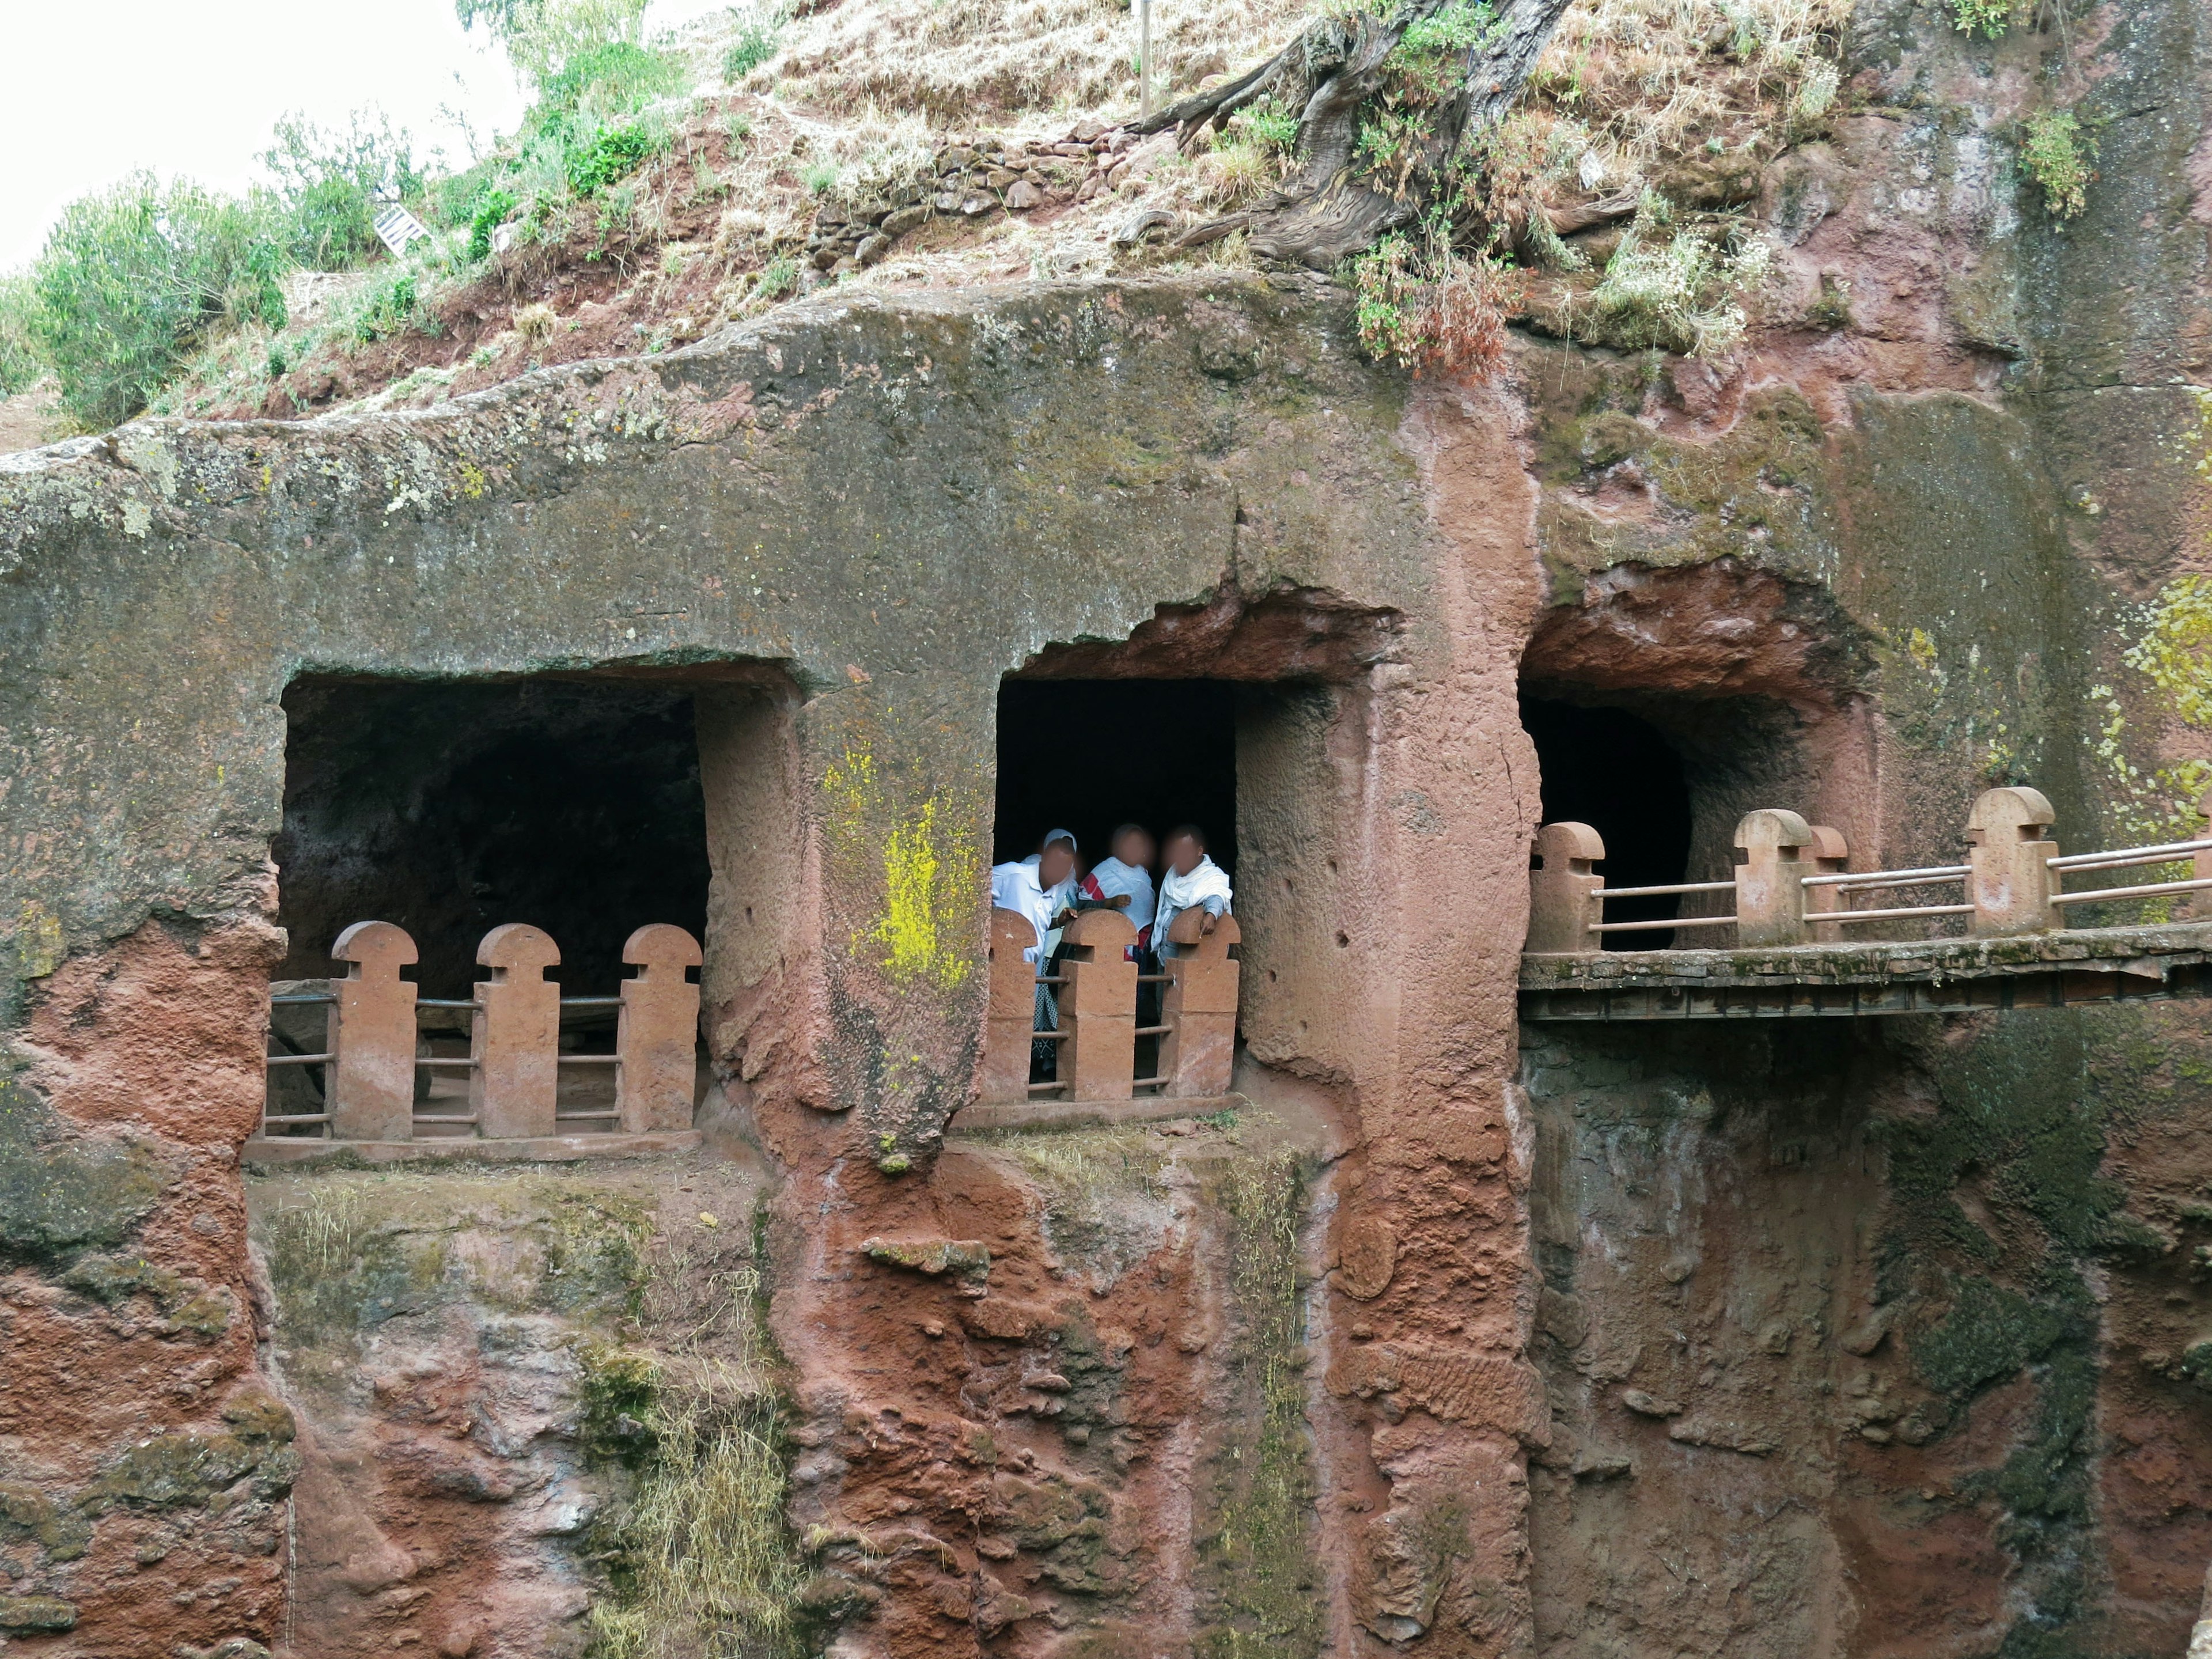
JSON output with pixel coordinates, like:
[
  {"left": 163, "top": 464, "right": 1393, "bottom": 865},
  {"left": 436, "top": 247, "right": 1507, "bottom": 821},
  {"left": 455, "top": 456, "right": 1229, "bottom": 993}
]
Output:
[
  {"left": 1060, "top": 908, "right": 1139, "bottom": 1103},
  {"left": 328, "top": 921, "right": 418, "bottom": 1142},
  {"left": 1803, "top": 825, "right": 1850, "bottom": 942},
  {"left": 1734, "top": 809, "right": 1815, "bottom": 947},
  {"left": 1526, "top": 822, "right": 1604, "bottom": 954},
  {"left": 471, "top": 924, "right": 562, "bottom": 1139},
  {"left": 2192, "top": 785, "right": 2212, "bottom": 922},
  {"left": 1158, "top": 909, "right": 1240, "bottom": 1100},
  {"left": 981, "top": 908, "right": 1039, "bottom": 1104},
  {"left": 1967, "top": 787, "right": 2061, "bottom": 937},
  {"left": 616, "top": 924, "right": 703, "bottom": 1134}
]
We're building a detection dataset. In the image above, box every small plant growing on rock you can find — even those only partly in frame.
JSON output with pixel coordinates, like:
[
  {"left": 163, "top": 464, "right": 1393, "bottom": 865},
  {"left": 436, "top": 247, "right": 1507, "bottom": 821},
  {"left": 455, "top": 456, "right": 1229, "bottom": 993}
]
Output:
[
  {"left": 1950, "top": 0, "right": 2027, "bottom": 37},
  {"left": 1350, "top": 228, "right": 1514, "bottom": 378},
  {"left": 2019, "top": 108, "right": 2096, "bottom": 219}
]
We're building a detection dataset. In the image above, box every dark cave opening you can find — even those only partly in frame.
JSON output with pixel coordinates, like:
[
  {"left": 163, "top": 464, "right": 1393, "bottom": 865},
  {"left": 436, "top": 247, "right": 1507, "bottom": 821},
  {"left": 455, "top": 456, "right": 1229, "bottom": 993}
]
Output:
[
  {"left": 272, "top": 677, "right": 713, "bottom": 999},
  {"left": 993, "top": 679, "right": 1239, "bottom": 875},
  {"left": 1521, "top": 697, "right": 1694, "bottom": 948}
]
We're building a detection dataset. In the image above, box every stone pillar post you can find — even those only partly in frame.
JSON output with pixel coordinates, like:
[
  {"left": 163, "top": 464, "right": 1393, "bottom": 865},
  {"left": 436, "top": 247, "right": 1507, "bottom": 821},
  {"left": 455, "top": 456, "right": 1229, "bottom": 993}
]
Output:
[
  {"left": 1158, "top": 909, "right": 1240, "bottom": 1099},
  {"left": 1734, "top": 809, "right": 1815, "bottom": 947},
  {"left": 1967, "top": 787, "right": 2061, "bottom": 937},
  {"left": 981, "top": 908, "right": 1039, "bottom": 1104},
  {"left": 1059, "top": 908, "right": 1138, "bottom": 1101},
  {"left": 328, "top": 921, "right": 418, "bottom": 1141},
  {"left": 1526, "top": 822, "right": 1605, "bottom": 953},
  {"left": 471, "top": 923, "right": 562, "bottom": 1138},
  {"left": 616, "top": 923, "right": 703, "bottom": 1133},
  {"left": 1804, "top": 825, "right": 1850, "bottom": 942}
]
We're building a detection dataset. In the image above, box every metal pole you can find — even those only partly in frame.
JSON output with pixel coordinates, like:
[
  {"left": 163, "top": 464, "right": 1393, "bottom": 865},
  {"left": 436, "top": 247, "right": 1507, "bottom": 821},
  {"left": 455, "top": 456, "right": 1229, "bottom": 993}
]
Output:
[{"left": 1139, "top": 0, "right": 1153, "bottom": 123}]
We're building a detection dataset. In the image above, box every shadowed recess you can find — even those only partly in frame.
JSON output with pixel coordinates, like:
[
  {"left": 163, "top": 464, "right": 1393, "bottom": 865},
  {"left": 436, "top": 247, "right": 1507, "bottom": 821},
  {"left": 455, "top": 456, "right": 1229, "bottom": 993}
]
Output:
[
  {"left": 1521, "top": 696, "right": 1692, "bottom": 946},
  {"left": 274, "top": 677, "right": 711, "bottom": 998},
  {"left": 993, "top": 679, "right": 1238, "bottom": 872}
]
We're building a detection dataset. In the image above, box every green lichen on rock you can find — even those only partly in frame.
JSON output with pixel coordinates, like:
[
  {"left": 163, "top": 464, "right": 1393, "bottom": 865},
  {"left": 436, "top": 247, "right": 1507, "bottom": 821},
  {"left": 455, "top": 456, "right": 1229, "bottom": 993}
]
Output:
[
  {"left": 1192, "top": 1149, "right": 1324, "bottom": 1659},
  {"left": 0, "top": 1076, "right": 167, "bottom": 1262},
  {"left": 1876, "top": 1013, "right": 2111, "bottom": 1649},
  {"left": 858, "top": 1234, "right": 990, "bottom": 1283},
  {"left": 0, "top": 1595, "right": 78, "bottom": 1633},
  {"left": 63, "top": 1252, "right": 234, "bottom": 1336}
]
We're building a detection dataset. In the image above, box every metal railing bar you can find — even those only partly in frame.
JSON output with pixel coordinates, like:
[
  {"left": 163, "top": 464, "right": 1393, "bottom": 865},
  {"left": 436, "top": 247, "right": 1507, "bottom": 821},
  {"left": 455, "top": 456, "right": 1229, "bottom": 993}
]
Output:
[
  {"left": 1029, "top": 1029, "right": 1071, "bottom": 1041},
  {"left": 1134, "top": 1025, "right": 1171, "bottom": 1036},
  {"left": 417, "top": 998, "right": 475, "bottom": 1009},
  {"left": 555, "top": 1111, "right": 621, "bottom": 1120},
  {"left": 2051, "top": 877, "right": 2212, "bottom": 904},
  {"left": 559, "top": 997, "right": 624, "bottom": 1010},
  {"left": 1135, "top": 974, "right": 1172, "bottom": 983},
  {"left": 412, "top": 1113, "right": 479, "bottom": 1124},
  {"left": 556, "top": 1055, "right": 622, "bottom": 1065},
  {"left": 1026, "top": 1081, "right": 1070, "bottom": 1095},
  {"left": 1802, "top": 865, "right": 1970, "bottom": 889},
  {"left": 270, "top": 993, "right": 337, "bottom": 1005},
  {"left": 264, "top": 1053, "right": 333, "bottom": 1067},
  {"left": 1131, "top": 1077, "right": 1165, "bottom": 1090},
  {"left": 2049, "top": 839, "right": 2212, "bottom": 870},
  {"left": 1601, "top": 880, "right": 1738, "bottom": 900},
  {"left": 1036, "top": 975, "right": 1066, "bottom": 986},
  {"left": 1825, "top": 903, "right": 1975, "bottom": 923},
  {"left": 1589, "top": 915, "right": 1740, "bottom": 934},
  {"left": 415, "top": 1057, "right": 475, "bottom": 1068},
  {"left": 259, "top": 1113, "right": 331, "bottom": 1125}
]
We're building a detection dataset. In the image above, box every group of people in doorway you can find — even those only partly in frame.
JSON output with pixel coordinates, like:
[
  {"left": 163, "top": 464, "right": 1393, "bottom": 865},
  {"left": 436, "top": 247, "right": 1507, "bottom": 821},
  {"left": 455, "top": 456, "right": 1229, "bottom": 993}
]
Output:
[{"left": 990, "top": 823, "right": 1234, "bottom": 1070}]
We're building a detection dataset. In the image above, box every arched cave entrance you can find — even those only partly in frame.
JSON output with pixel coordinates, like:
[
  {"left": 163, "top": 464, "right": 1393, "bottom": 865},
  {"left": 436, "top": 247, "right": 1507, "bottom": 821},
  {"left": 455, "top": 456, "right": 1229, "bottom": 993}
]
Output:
[{"left": 1519, "top": 560, "right": 1873, "bottom": 950}]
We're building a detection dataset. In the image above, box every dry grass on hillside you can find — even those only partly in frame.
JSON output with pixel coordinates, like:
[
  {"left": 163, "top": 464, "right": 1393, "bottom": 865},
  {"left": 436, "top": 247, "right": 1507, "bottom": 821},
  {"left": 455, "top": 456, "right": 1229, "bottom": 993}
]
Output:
[
  {"left": 128, "top": 0, "right": 1851, "bottom": 428},
  {"left": 755, "top": 0, "right": 1312, "bottom": 123}
]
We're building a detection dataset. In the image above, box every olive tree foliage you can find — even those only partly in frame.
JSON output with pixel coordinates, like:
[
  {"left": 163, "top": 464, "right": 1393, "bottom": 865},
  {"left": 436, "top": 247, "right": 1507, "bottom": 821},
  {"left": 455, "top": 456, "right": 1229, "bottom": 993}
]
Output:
[
  {"left": 456, "top": 0, "right": 654, "bottom": 87},
  {"left": 1139, "top": 0, "right": 1578, "bottom": 270}
]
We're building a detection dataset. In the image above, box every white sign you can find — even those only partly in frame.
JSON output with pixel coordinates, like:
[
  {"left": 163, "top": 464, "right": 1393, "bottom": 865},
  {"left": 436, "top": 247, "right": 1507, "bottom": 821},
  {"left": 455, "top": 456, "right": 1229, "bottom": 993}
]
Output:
[{"left": 373, "top": 205, "right": 433, "bottom": 257}]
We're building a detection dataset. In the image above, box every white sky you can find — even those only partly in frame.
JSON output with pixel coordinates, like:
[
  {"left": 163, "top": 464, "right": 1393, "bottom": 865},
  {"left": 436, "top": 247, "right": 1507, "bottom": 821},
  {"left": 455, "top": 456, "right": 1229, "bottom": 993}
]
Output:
[{"left": 0, "top": 0, "right": 730, "bottom": 271}]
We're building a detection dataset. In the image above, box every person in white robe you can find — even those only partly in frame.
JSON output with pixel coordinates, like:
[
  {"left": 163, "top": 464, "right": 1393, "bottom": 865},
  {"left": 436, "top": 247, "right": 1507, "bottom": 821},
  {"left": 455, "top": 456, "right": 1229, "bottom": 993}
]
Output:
[
  {"left": 1077, "top": 824, "right": 1157, "bottom": 956},
  {"left": 1154, "top": 823, "right": 1233, "bottom": 952},
  {"left": 991, "top": 833, "right": 1078, "bottom": 1073}
]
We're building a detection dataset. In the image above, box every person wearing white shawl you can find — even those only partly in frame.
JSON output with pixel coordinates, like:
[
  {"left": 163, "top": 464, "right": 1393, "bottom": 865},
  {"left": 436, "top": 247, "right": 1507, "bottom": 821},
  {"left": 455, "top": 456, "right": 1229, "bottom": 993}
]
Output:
[
  {"left": 991, "top": 832, "right": 1080, "bottom": 1077},
  {"left": 991, "top": 832, "right": 1079, "bottom": 964},
  {"left": 1154, "top": 823, "right": 1233, "bottom": 952},
  {"left": 1077, "top": 824, "right": 1157, "bottom": 955}
]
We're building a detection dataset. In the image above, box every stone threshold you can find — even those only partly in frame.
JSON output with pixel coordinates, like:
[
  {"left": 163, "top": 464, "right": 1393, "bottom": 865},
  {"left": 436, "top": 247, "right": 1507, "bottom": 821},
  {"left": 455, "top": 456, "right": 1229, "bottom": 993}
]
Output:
[
  {"left": 243, "top": 1130, "right": 702, "bottom": 1165},
  {"left": 950, "top": 1093, "right": 1240, "bottom": 1134}
]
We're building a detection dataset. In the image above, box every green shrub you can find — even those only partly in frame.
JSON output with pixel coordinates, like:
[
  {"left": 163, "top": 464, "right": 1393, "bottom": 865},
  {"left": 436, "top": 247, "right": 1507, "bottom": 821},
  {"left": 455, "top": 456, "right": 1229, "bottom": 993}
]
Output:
[
  {"left": 2020, "top": 108, "right": 2095, "bottom": 219},
  {"left": 467, "top": 187, "right": 520, "bottom": 259},
  {"left": 28, "top": 172, "right": 287, "bottom": 429},
  {"left": 0, "top": 273, "right": 45, "bottom": 395},
  {"left": 568, "top": 123, "right": 662, "bottom": 194},
  {"left": 799, "top": 158, "right": 841, "bottom": 195},
  {"left": 346, "top": 264, "right": 434, "bottom": 344},
  {"left": 1950, "top": 0, "right": 2025, "bottom": 35},
  {"left": 262, "top": 110, "right": 424, "bottom": 268},
  {"left": 723, "top": 5, "right": 785, "bottom": 81}
]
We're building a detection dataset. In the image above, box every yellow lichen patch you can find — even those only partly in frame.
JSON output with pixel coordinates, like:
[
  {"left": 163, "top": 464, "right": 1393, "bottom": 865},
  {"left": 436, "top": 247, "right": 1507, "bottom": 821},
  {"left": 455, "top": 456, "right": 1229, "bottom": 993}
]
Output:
[
  {"left": 13, "top": 902, "right": 64, "bottom": 980},
  {"left": 823, "top": 745, "right": 979, "bottom": 991},
  {"left": 872, "top": 797, "right": 974, "bottom": 990}
]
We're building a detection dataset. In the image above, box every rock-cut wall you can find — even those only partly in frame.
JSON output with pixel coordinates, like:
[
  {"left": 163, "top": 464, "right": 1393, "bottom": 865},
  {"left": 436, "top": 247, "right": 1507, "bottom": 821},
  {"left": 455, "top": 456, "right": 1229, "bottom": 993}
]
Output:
[{"left": 2, "top": 0, "right": 2212, "bottom": 1626}]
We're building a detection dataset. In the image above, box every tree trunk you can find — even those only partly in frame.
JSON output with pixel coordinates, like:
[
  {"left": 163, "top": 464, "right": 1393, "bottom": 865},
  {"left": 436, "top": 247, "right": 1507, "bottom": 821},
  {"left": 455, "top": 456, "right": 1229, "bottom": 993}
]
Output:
[{"left": 1139, "top": 0, "right": 1581, "bottom": 270}]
